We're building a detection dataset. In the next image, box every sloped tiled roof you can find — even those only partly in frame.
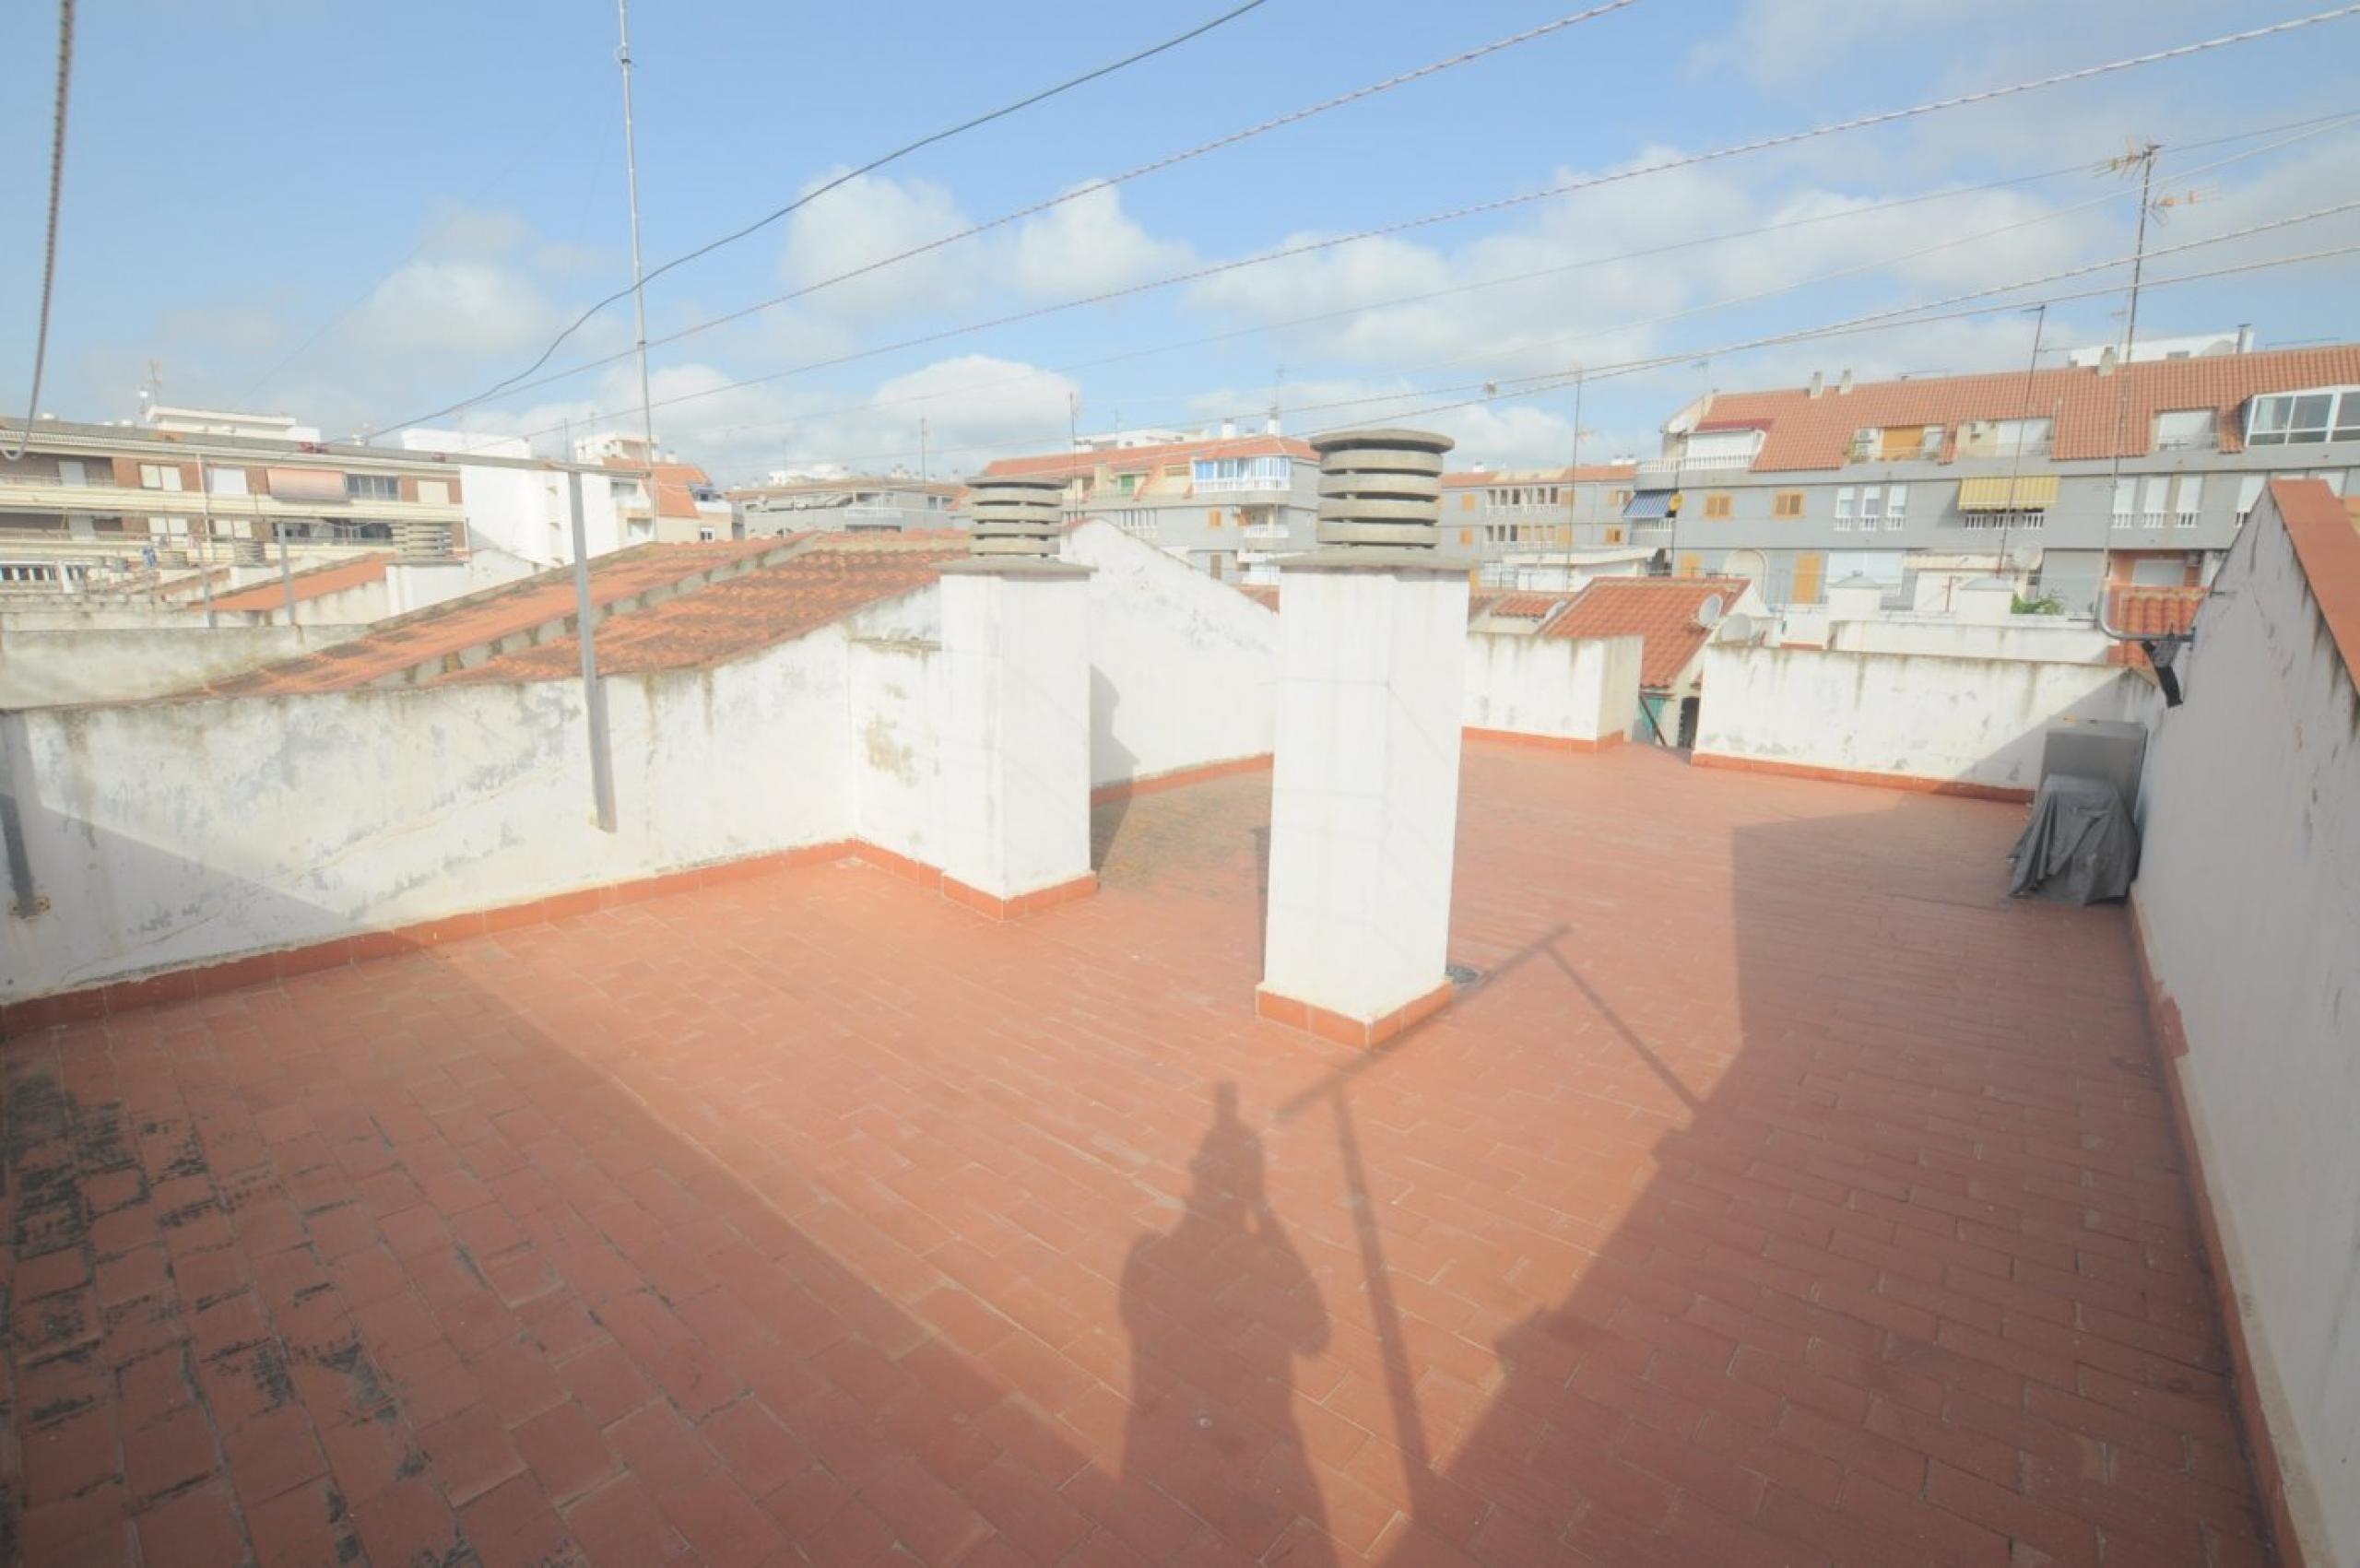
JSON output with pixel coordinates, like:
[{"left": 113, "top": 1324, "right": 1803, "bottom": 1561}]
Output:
[
  {"left": 1483, "top": 592, "right": 1569, "bottom": 620},
  {"left": 1233, "top": 584, "right": 1281, "bottom": 613},
  {"left": 2272, "top": 477, "right": 2360, "bottom": 672},
  {"left": 1544, "top": 575, "right": 1751, "bottom": 689},
  {"left": 202, "top": 540, "right": 780, "bottom": 696},
  {"left": 2108, "top": 585, "right": 2207, "bottom": 639},
  {"left": 982, "top": 434, "right": 1313, "bottom": 480},
  {"left": 436, "top": 535, "right": 962, "bottom": 685},
  {"left": 208, "top": 553, "right": 393, "bottom": 612},
  {"left": 1698, "top": 345, "right": 2360, "bottom": 470}
]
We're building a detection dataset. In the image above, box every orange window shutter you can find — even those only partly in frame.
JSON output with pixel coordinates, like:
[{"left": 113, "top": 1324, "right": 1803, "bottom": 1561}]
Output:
[
  {"left": 1207, "top": 508, "right": 1221, "bottom": 527},
  {"left": 1791, "top": 551, "right": 1823, "bottom": 604},
  {"left": 1458, "top": 527, "right": 1472, "bottom": 545},
  {"left": 1677, "top": 553, "right": 1701, "bottom": 578},
  {"left": 1460, "top": 492, "right": 1476, "bottom": 511}
]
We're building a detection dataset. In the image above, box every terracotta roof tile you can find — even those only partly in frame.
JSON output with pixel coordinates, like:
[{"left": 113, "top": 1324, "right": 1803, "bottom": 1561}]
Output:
[
  {"left": 1544, "top": 575, "right": 1750, "bottom": 689},
  {"left": 982, "top": 434, "right": 1314, "bottom": 480},
  {"left": 202, "top": 540, "right": 781, "bottom": 697},
  {"left": 2272, "top": 477, "right": 2360, "bottom": 672},
  {"left": 1233, "top": 584, "right": 1280, "bottom": 613},
  {"left": 438, "top": 541, "right": 960, "bottom": 685},
  {"left": 1700, "top": 344, "right": 2360, "bottom": 470},
  {"left": 1481, "top": 592, "right": 1568, "bottom": 621},
  {"left": 208, "top": 552, "right": 394, "bottom": 613}
]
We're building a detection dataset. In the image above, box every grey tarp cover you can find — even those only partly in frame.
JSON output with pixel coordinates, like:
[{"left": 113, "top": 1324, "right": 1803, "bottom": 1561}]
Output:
[{"left": 2008, "top": 772, "right": 2139, "bottom": 903}]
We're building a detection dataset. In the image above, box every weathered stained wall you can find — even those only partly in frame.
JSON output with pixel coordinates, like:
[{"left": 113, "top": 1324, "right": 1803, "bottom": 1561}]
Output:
[
  {"left": 1462, "top": 632, "right": 1641, "bottom": 744},
  {"left": 2132, "top": 497, "right": 2360, "bottom": 1567},
  {"left": 842, "top": 588, "right": 944, "bottom": 869},
  {"left": 2, "top": 635, "right": 852, "bottom": 1002},
  {"left": 1067, "top": 520, "right": 1277, "bottom": 786},
  {"left": 1693, "top": 643, "right": 2154, "bottom": 790},
  {"left": 0, "top": 625, "right": 367, "bottom": 707},
  {"left": 1827, "top": 617, "right": 2115, "bottom": 665}
]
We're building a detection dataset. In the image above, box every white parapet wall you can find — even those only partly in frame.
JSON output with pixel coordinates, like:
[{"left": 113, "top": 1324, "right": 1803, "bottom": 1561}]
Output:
[
  {"left": 1, "top": 637, "right": 854, "bottom": 1002},
  {"left": 1693, "top": 643, "right": 2155, "bottom": 794},
  {"left": 1827, "top": 616, "right": 2115, "bottom": 665},
  {"left": 0, "top": 624, "right": 368, "bottom": 707},
  {"left": 1462, "top": 631, "right": 1641, "bottom": 745},
  {"left": 1066, "top": 519, "right": 1277, "bottom": 787},
  {"left": 1, "top": 543, "right": 1299, "bottom": 1003},
  {"left": 2131, "top": 492, "right": 2360, "bottom": 1567}
]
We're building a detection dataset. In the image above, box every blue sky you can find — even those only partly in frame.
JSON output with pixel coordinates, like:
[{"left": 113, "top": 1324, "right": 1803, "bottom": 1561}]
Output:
[{"left": 3, "top": 0, "right": 2357, "bottom": 481}]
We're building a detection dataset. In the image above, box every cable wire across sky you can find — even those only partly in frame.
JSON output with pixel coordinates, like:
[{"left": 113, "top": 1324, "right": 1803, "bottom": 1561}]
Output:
[{"left": 439, "top": 4, "right": 2360, "bottom": 449}]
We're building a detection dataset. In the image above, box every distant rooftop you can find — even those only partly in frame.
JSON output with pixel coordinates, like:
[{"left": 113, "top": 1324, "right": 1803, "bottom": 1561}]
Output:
[
  {"left": 1545, "top": 574, "right": 1752, "bottom": 689},
  {"left": 983, "top": 432, "right": 1315, "bottom": 480},
  {"left": 1692, "top": 342, "right": 2360, "bottom": 470}
]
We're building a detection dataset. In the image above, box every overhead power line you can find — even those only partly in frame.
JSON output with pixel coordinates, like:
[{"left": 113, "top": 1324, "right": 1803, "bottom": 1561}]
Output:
[
  {"left": 438, "top": 0, "right": 1278, "bottom": 419},
  {"left": 713, "top": 243, "right": 2360, "bottom": 478},
  {"left": 395, "top": 0, "right": 1648, "bottom": 432},
  {"left": 1304, "top": 206, "right": 2360, "bottom": 432},
  {"left": 467, "top": 4, "right": 2360, "bottom": 443},
  {"left": 2, "top": 0, "right": 76, "bottom": 465},
  {"left": 634, "top": 109, "right": 2360, "bottom": 455}
]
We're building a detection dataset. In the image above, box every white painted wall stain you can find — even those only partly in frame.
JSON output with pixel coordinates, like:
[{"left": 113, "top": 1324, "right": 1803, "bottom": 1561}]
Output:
[{"left": 1693, "top": 643, "right": 2154, "bottom": 789}]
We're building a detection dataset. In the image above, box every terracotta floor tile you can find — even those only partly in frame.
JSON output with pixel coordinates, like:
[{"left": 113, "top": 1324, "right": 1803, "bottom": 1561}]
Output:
[{"left": 1, "top": 748, "right": 2271, "bottom": 1567}]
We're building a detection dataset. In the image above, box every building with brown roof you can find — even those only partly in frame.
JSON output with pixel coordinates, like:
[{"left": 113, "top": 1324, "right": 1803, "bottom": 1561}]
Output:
[
  {"left": 979, "top": 426, "right": 1319, "bottom": 582},
  {"left": 1439, "top": 462, "right": 1640, "bottom": 579},
  {"left": 1543, "top": 573, "right": 1765, "bottom": 744},
  {"left": 1615, "top": 336, "right": 2360, "bottom": 620}
]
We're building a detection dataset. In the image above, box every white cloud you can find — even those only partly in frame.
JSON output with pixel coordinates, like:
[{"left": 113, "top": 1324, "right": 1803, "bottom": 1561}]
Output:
[
  {"left": 1006, "top": 183, "right": 1194, "bottom": 299},
  {"left": 777, "top": 171, "right": 981, "bottom": 325}
]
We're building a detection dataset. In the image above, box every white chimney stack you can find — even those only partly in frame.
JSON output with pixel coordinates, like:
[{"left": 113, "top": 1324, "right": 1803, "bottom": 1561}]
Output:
[
  {"left": 1836, "top": 369, "right": 1854, "bottom": 395},
  {"left": 934, "top": 476, "right": 1095, "bottom": 917},
  {"left": 1257, "top": 429, "right": 1467, "bottom": 1045},
  {"left": 1808, "top": 371, "right": 1825, "bottom": 399}
]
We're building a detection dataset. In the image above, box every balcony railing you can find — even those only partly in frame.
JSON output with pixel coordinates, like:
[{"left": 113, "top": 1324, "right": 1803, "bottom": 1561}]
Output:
[
  {"left": 1635, "top": 454, "right": 1752, "bottom": 482},
  {"left": 2174, "top": 511, "right": 2201, "bottom": 529},
  {"left": 1196, "top": 474, "right": 1291, "bottom": 494}
]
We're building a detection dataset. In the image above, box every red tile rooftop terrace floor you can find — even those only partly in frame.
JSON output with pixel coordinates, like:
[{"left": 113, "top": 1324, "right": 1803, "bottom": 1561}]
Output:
[{"left": 1, "top": 744, "right": 2265, "bottom": 1566}]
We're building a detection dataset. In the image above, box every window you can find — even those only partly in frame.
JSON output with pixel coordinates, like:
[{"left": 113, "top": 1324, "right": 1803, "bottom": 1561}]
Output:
[
  {"left": 1835, "top": 486, "right": 1856, "bottom": 523},
  {"left": 1702, "top": 491, "right": 1732, "bottom": 519},
  {"left": 2130, "top": 558, "right": 2189, "bottom": 588},
  {"left": 137, "top": 463, "right": 183, "bottom": 491},
  {"left": 2139, "top": 476, "right": 2168, "bottom": 527},
  {"left": 2173, "top": 474, "right": 2205, "bottom": 528},
  {"left": 2235, "top": 474, "right": 2265, "bottom": 523},
  {"left": 2154, "top": 409, "right": 2217, "bottom": 450},
  {"left": 1992, "top": 418, "right": 2053, "bottom": 456},
  {"left": 1885, "top": 486, "right": 1907, "bottom": 530},
  {"left": 1878, "top": 426, "right": 1928, "bottom": 461},
  {"left": 1859, "top": 487, "right": 1884, "bottom": 525},
  {"left": 2247, "top": 387, "right": 2360, "bottom": 445},
  {"left": 56, "top": 458, "right": 86, "bottom": 486},
  {"left": 208, "top": 467, "right": 248, "bottom": 497},
  {"left": 1459, "top": 491, "right": 1476, "bottom": 511},
  {"left": 1163, "top": 464, "right": 1188, "bottom": 478},
  {"left": 1206, "top": 507, "right": 1222, "bottom": 527},
  {"left": 697, "top": 527, "right": 717, "bottom": 542},
  {"left": 1458, "top": 526, "right": 1473, "bottom": 545},
  {"left": 1611, "top": 490, "right": 1633, "bottom": 509},
  {"left": 345, "top": 473, "right": 401, "bottom": 501},
  {"left": 2112, "top": 477, "right": 2137, "bottom": 527},
  {"left": 417, "top": 479, "right": 451, "bottom": 505},
  {"left": 610, "top": 478, "right": 638, "bottom": 501},
  {"left": 1192, "top": 456, "right": 1289, "bottom": 488},
  {"left": 1773, "top": 491, "right": 1804, "bottom": 518}
]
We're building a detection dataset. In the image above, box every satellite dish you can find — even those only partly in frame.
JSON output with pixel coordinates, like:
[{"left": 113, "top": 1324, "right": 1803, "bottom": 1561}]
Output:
[
  {"left": 1694, "top": 593, "right": 1726, "bottom": 630},
  {"left": 1717, "top": 612, "right": 1757, "bottom": 643}
]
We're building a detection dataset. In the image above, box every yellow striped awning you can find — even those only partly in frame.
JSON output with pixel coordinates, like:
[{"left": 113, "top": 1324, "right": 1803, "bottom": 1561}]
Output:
[{"left": 1956, "top": 474, "right": 2059, "bottom": 511}]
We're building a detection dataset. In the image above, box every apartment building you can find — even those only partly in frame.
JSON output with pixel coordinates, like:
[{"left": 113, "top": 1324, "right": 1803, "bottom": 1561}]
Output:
[
  {"left": 1624, "top": 338, "right": 2360, "bottom": 614},
  {"left": 978, "top": 426, "right": 1318, "bottom": 580},
  {"left": 1439, "top": 462, "right": 1640, "bottom": 581},
  {"left": 731, "top": 476, "right": 961, "bottom": 537},
  {"left": 0, "top": 409, "right": 469, "bottom": 584},
  {"left": 567, "top": 432, "right": 728, "bottom": 546}
]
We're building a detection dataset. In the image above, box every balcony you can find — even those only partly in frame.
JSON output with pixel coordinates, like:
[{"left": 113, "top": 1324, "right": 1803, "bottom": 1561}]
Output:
[
  {"left": 1635, "top": 454, "right": 1752, "bottom": 484},
  {"left": 1241, "top": 522, "right": 1292, "bottom": 542},
  {"left": 1195, "top": 474, "right": 1291, "bottom": 495}
]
